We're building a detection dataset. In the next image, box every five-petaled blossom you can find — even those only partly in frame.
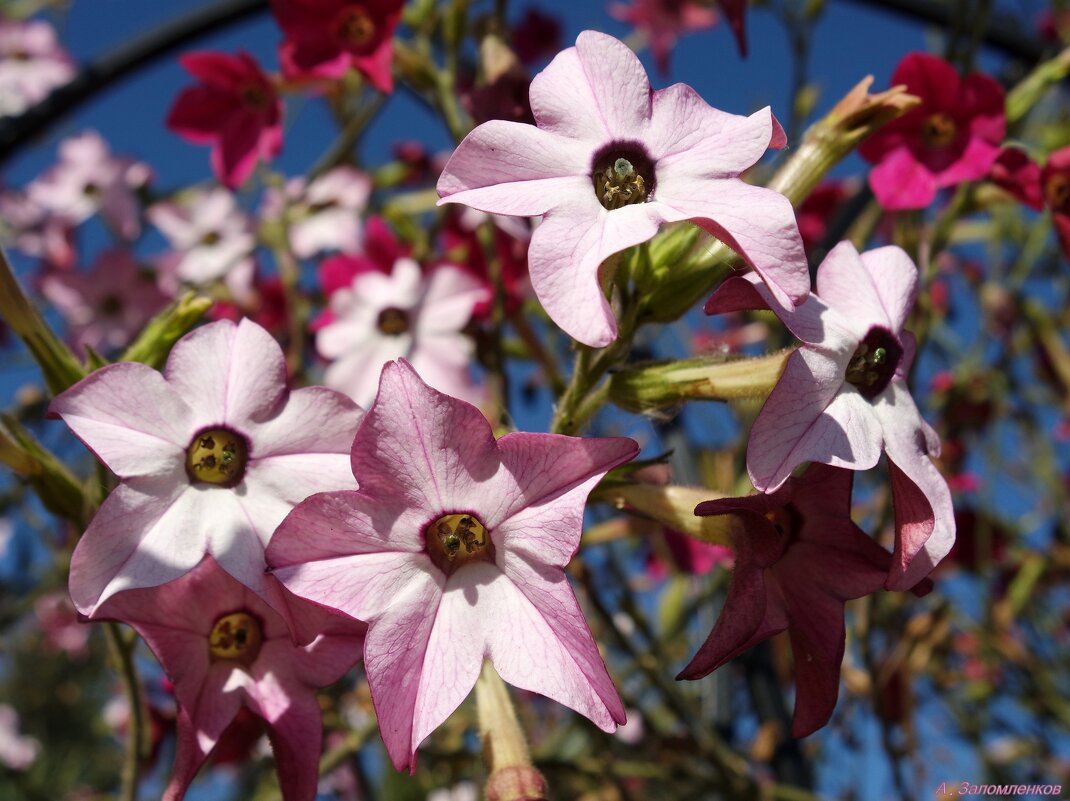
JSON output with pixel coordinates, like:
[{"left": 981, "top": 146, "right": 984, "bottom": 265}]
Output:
[
  {"left": 271, "top": 0, "right": 405, "bottom": 93},
  {"left": 0, "top": 19, "right": 75, "bottom": 118},
  {"left": 266, "top": 361, "right": 638, "bottom": 770},
  {"left": 705, "top": 240, "right": 955, "bottom": 590},
  {"left": 677, "top": 464, "right": 931, "bottom": 736},
  {"left": 95, "top": 556, "right": 365, "bottom": 801},
  {"left": 261, "top": 166, "right": 372, "bottom": 258},
  {"left": 167, "top": 51, "right": 283, "bottom": 189},
  {"left": 859, "top": 52, "right": 1005, "bottom": 210},
  {"left": 437, "top": 30, "right": 807, "bottom": 348},
  {"left": 50, "top": 318, "right": 362, "bottom": 616}
]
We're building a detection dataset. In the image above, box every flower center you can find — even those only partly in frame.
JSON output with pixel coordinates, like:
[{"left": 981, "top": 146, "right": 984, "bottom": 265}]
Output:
[
  {"left": 591, "top": 143, "right": 654, "bottom": 211},
  {"left": 185, "top": 428, "right": 248, "bottom": 487},
  {"left": 425, "top": 513, "right": 494, "bottom": 575},
  {"left": 83, "top": 181, "right": 100, "bottom": 198},
  {"left": 241, "top": 84, "right": 270, "bottom": 111},
  {"left": 208, "top": 611, "right": 262, "bottom": 666},
  {"left": 1045, "top": 172, "right": 1070, "bottom": 211},
  {"left": 921, "top": 112, "right": 957, "bottom": 148},
  {"left": 845, "top": 327, "right": 903, "bottom": 400},
  {"left": 200, "top": 230, "right": 222, "bottom": 247},
  {"left": 98, "top": 294, "right": 122, "bottom": 317},
  {"left": 333, "top": 5, "right": 376, "bottom": 50},
  {"left": 376, "top": 307, "right": 410, "bottom": 336}
]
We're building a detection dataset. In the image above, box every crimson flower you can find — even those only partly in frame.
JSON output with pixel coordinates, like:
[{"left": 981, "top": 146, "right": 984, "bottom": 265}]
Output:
[
  {"left": 1042, "top": 146, "right": 1070, "bottom": 258},
  {"left": 859, "top": 52, "right": 1005, "bottom": 210}
]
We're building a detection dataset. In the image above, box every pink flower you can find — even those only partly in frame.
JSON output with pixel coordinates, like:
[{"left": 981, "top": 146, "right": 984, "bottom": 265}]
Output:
[
  {"left": 266, "top": 361, "right": 637, "bottom": 770},
  {"left": 95, "top": 557, "right": 365, "bottom": 801},
  {"left": 0, "top": 704, "right": 39, "bottom": 771},
  {"left": 315, "top": 232, "right": 489, "bottom": 407},
  {"left": 167, "top": 51, "right": 283, "bottom": 189},
  {"left": 0, "top": 189, "right": 76, "bottom": 269},
  {"left": 271, "top": 0, "right": 405, "bottom": 93},
  {"left": 28, "top": 131, "right": 152, "bottom": 240},
  {"left": 40, "top": 248, "right": 169, "bottom": 356},
  {"left": 796, "top": 179, "right": 851, "bottom": 252},
  {"left": 609, "top": 0, "right": 720, "bottom": 74},
  {"left": 49, "top": 319, "right": 363, "bottom": 616},
  {"left": 706, "top": 241, "right": 955, "bottom": 590},
  {"left": 34, "top": 592, "right": 91, "bottom": 658},
  {"left": 1042, "top": 146, "right": 1070, "bottom": 259},
  {"left": 261, "top": 166, "right": 371, "bottom": 258},
  {"left": 678, "top": 464, "right": 930, "bottom": 737},
  {"left": 438, "top": 31, "right": 806, "bottom": 347},
  {"left": 859, "top": 53, "right": 1005, "bottom": 210},
  {"left": 0, "top": 20, "right": 75, "bottom": 117},
  {"left": 988, "top": 147, "right": 1043, "bottom": 210},
  {"left": 441, "top": 206, "right": 531, "bottom": 319},
  {"left": 148, "top": 187, "right": 255, "bottom": 285}
]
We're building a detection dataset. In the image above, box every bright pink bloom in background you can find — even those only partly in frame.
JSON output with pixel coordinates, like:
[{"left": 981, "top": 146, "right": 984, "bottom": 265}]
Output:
[
  {"left": 706, "top": 241, "right": 955, "bottom": 590},
  {"left": 438, "top": 31, "right": 806, "bottom": 347},
  {"left": 0, "top": 20, "right": 74, "bottom": 117},
  {"left": 28, "top": 131, "right": 152, "bottom": 240},
  {"left": 271, "top": 0, "right": 404, "bottom": 93},
  {"left": 267, "top": 361, "right": 637, "bottom": 770},
  {"left": 50, "top": 319, "right": 362, "bottom": 616},
  {"left": 96, "top": 557, "right": 365, "bottom": 801},
  {"left": 610, "top": 0, "right": 720, "bottom": 73},
  {"left": 261, "top": 166, "right": 371, "bottom": 258},
  {"left": 678, "top": 465, "right": 930, "bottom": 736},
  {"left": 859, "top": 52, "right": 1005, "bottom": 210},
  {"left": 167, "top": 51, "right": 283, "bottom": 189},
  {"left": 148, "top": 187, "right": 255, "bottom": 285},
  {"left": 40, "top": 248, "right": 168, "bottom": 356}
]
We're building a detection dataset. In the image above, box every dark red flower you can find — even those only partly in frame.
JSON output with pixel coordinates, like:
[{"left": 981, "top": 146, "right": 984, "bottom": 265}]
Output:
[
  {"left": 1042, "top": 146, "right": 1070, "bottom": 259},
  {"left": 796, "top": 180, "right": 850, "bottom": 252},
  {"left": 989, "top": 146, "right": 1043, "bottom": 210},
  {"left": 511, "top": 8, "right": 562, "bottom": 66}
]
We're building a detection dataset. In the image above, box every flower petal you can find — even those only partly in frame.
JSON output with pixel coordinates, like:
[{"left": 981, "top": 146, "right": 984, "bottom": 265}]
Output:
[
  {"left": 243, "top": 386, "right": 362, "bottom": 459},
  {"left": 704, "top": 274, "right": 842, "bottom": 347},
  {"left": 815, "top": 240, "right": 895, "bottom": 336},
  {"left": 260, "top": 689, "right": 324, "bottom": 801},
  {"left": 856, "top": 245, "right": 919, "bottom": 334},
  {"left": 868, "top": 146, "right": 938, "bottom": 210}
]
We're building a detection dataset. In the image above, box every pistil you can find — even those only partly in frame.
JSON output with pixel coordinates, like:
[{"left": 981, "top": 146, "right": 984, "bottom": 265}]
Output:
[
  {"left": 425, "top": 513, "right": 494, "bottom": 575},
  {"left": 845, "top": 327, "right": 903, "bottom": 400},
  {"left": 921, "top": 112, "right": 956, "bottom": 148},
  {"left": 185, "top": 428, "right": 248, "bottom": 487},
  {"left": 208, "top": 611, "right": 262, "bottom": 666}
]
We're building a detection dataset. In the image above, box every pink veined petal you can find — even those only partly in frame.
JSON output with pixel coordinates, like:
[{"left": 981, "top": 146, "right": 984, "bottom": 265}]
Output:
[
  {"left": 652, "top": 174, "right": 809, "bottom": 310},
  {"left": 242, "top": 385, "right": 362, "bottom": 459},
  {"left": 529, "top": 200, "right": 662, "bottom": 347},
  {"left": 363, "top": 568, "right": 444, "bottom": 772},
  {"left": 285, "top": 605, "right": 368, "bottom": 685},
  {"left": 351, "top": 360, "right": 501, "bottom": 515},
  {"left": 70, "top": 478, "right": 205, "bottom": 616},
  {"left": 649, "top": 91, "right": 775, "bottom": 176},
  {"left": 164, "top": 319, "right": 287, "bottom": 433},
  {"left": 244, "top": 452, "right": 356, "bottom": 520},
  {"left": 409, "top": 567, "right": 489, "bottom": 755},
  {"left": 704, "top": 273, "right": 844, "bottom": 347},
  {"left": 815, "top": 240, "right": 895, "bottom": 337},
  {"left": 493, "top": 554, "right": 626, "bottom": 730},
  {"left": 192, "top": 486, "right": 273, "bottom": 599},
  {"left": 407, "top": 344, "right": 483, "bottom": 407},
  {"left": 868, "top": 146, "right": 938, "bottom": 210},
  {"left": 747, "top": 349, "right": 883, "bottom": 492},
  {"left": 436, "top": 120, "right": 592, "bottom": 217},
  {"left": 163, "top": 707, "right": 216, "bottom": 801},
  {"left": 876, "top": 383, "right": 955, "bottom": 590},
  {"left": 413, "top": 265, "right": 489, "bottom": 335},
  {"left": 49, "top": 362, "right": 193, "bottom": 478},
  {"left": 935, "top": 134, "right": 1000, "bottom": 188},
  {"left": 324, "top": 336, "right": 410, "bottom": 408},
  {"left": 259, "top": 688, "right": 324, "bottom": 801},
  {"left": 572, "top": 30, "right": 652, "bottom": 139},
  {"left": 856, "top": 246, "right": 919, "bottom": 334}
]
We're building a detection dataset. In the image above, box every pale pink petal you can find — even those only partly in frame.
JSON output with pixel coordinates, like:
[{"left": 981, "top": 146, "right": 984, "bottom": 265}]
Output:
[
  {"left": 649, "top": 92, "right": 776, "bottom": 175},
  {"left": 436, "top": 121, "right": 592, "bottom": 216},
  {"left": 868, "top": 146, "right": 938, "bottom": 210},
  {"left": 323, "top": 337, "right": 409, "bottom": 408},
  {"left": 857, "top": 246, "right": 919, "bottom": 334},
  {"left": 242, "top": 386, "right": 362, "bottom": 458},
  {"left": 164, "top": 320, "right": 287, "bottom": 431},
  {"left": 363, "top": 569, "right": 444, "bottom": 771},
  {"left": 704, "top": 274, "right": 844, "bottom": 347},
  {"left": 495, "top": 553, "right": 625, "bottom": 729},
  {"left": 259, "top": 688, "right": 323, "bottom": 801},
  {"left": 204, "top": 487, "right": 276, "bottom": 595},
  {"left": 876, "top": 383, "right": 955, "bottom": 589},
  {"left": 748, "top": 349, "right": 883, "bottom": 491},
  {"left": 530, "top": 201, "right": 663, "bottom": 347},
  {"left": 815, "top": 241, "right": 894, "bottom": 337},
  {"left": 652, "top": 175, "right": 809, "bottom": 310},
  {"left": 413, "top": 265, "right": 489, "bottom": 335},
  {"left": 70, "top": 479, "right": 205, "bottom": 615},
  {"left": 49, "top": 362, "right": 193, "bottom": 478},
  {"left": 407, "top": 345, "right": 483, "bottom": 407}
]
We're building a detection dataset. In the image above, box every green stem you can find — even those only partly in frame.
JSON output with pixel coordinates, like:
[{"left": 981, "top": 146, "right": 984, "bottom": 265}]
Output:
[{"left": 105, "top": 622, "right": 145, "bottom": 801}]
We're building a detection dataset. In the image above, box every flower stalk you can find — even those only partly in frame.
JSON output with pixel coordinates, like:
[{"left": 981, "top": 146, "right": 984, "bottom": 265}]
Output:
[
  {"left": 476, "top": 661, "right": 549, "bottom": 801},
  {"left": 594, "top": 483, "right": 735, "bottom": 546}
]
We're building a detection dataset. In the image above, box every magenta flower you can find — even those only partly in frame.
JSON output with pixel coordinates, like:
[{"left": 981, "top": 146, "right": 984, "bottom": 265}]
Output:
[
  {"left": 148, "top": 187, "right": 255, "bottom": 285},
  {"left": 609, "top": 0, "right": 720, "bottom": 74},
  {"left": 859, "top": 52, "right": 1005, "bottom": 210},
  {"left": 678, "top": 464, "right": 930, "bottom": 737},
  {"left": 167, "top": 51, "right": 283, "bottom": 189},
  {"left": 261, "top": 166, "right": 371, "bottom": 258},
  {"left": 271, "top": 0, "right": 404, "bottom": 93},
  {"left": 40, "top": 248, "right": 169, "bottom": 356},
  {"left": 266, "top": 361, "right": 637, "bottom": 770},
  {"left": 437, "top": 30, "right": 807, "bottom": 348},
  {"left": 49, "top": 319, "right": 362, "bottom": 616},
  {"left": 988, "top": 147, "right": 1043, "bottom": 211},
  {"left": 706, "top": 241, "right": 955, "bottom": 590},
  {"left": 0, "top": 20, "right": 75, "bottom": 117},
  {"left": 96, "top": 557, "right": 365, "bottom": 801},
  {"left": 28, "top": 131, "right": 152, "bottom": 240},
  {"left": 315, "top": 245, "right": 489, "bottom": 408}
]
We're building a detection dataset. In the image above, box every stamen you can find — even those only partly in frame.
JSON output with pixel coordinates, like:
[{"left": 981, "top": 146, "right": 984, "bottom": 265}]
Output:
[
  {"left": 425, "top": 513, "right": 494, "bottom": 575},
  {"left": 921, "top": 112, "right": 956, "bottom": 148},
  {"left": 376, "top": 307, "right": 410, "bottom": 336},
  {"left": 208, "top": 611, "right": 262, "bottom": 666},
  {"left": 595, "top": 157, "right": 648, "bottom": 210},
  {"left": 241, "top": 84, "right": 270, "bottom": 110},
  {"left": 185, "top": 427, "right": 248, "bottom": 487},
  {"left": 845, "top": 327, "right": 903, "bottom": 400},
  {"left": 334, "top": 5, "right": 376, "bottom": 50}
]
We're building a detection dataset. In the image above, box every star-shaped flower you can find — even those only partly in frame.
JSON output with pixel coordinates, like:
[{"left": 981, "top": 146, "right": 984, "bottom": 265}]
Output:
[
  {"left": 859, "top": 52, "right": 1005, "bottom": 210},
  {"left": 266, "top": 360, "right": 637, "bottom": 770},
  {"left": 0, "top": 19, "right": 75, "bottom": 118},
  {"left": 148, "top": 187, "right": 255, "bottom": 285},
  {"left": 437, "top": 30, "right": 807, "bottom": 348},
  {"left": 50, "top": 319, "right": 363, "bottom": 616},
  {"left": 96, "top": 556, "right": 365, "bottom": 801},
  {"left": 705, "top": 241, "right": 955, "bottom": 589},
  {"left": 677, "top": 464, "right": 930, "bottom": 737},
  {"left": 167, "top": 51, "right": 283, "bottom": 189}
]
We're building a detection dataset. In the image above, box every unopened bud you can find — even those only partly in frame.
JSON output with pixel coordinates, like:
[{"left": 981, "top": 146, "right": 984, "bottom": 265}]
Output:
[
  {"left": 485, "top": 765, "right": 550, "bottom": 801},
  {"left": 597, "top": 483, "right": 737, "bottom": 547}
]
